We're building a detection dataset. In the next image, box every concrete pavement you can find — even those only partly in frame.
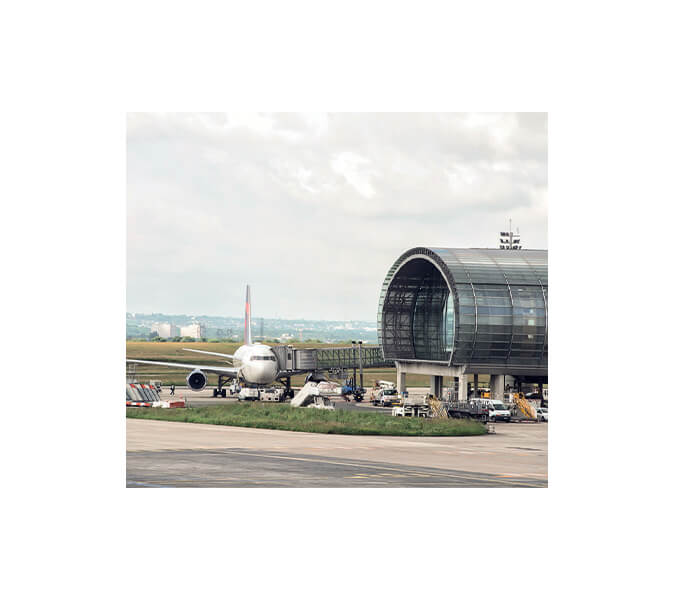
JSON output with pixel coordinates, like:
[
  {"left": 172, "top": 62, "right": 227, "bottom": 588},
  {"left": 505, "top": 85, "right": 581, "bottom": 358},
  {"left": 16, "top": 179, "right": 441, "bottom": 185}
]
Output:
[{"left": 126, "top": 418, "right": 547, "bottom": 488}]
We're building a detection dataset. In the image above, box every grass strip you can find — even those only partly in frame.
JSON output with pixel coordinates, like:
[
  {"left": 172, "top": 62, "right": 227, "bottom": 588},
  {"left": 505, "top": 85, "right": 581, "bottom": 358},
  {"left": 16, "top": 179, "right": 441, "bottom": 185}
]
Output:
[{"left": 126, "top": 403, "right": 486, "bottom": 436}]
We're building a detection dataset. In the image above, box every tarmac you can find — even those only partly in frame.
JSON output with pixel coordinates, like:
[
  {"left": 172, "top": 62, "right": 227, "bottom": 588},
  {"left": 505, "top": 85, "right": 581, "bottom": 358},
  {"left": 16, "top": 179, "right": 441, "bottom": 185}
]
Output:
[{"left": 127, "top": 391, "right": 548, "bottom": 487}]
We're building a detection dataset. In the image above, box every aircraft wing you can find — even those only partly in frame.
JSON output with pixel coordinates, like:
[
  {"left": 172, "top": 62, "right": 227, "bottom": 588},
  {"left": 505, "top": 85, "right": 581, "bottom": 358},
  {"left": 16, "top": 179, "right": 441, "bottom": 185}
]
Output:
[
  {"left": 126, "top": 359, "right": 238, "bottom": 376},
  {"left": 181, "top": 348, "right": 235, "bottom": 361}
]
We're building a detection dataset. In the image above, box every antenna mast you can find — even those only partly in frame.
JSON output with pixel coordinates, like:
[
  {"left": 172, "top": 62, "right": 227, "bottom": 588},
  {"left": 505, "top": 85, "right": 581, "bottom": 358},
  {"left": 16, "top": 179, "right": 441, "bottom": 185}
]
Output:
[{"left": 499, "top": 220, "right": 522, "bottom": 250}]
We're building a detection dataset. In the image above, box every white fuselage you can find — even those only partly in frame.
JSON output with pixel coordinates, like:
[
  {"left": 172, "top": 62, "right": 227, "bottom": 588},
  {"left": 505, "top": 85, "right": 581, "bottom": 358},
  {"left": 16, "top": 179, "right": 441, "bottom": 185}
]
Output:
[{"left": 232, "top": 343, "right": 279, "bottom": 385}]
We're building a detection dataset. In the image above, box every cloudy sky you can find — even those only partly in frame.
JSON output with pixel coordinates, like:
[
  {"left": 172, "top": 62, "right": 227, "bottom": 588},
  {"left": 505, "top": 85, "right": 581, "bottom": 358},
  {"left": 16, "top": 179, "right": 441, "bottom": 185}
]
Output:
[{"left": 127, "top": 113, "right": 547, "bottom": 321}]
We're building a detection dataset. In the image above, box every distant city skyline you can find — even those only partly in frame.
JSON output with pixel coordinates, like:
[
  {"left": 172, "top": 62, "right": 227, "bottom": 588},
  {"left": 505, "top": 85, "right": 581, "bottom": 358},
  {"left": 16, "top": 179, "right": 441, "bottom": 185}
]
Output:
[
  {"left": 127, "top": 311, "right": 379, "bottom": 342},
  {"left": 127, "top": 113, "right": 547, "bottom": 321},
  {"left": 126, "top": 311, "right": 376, "bottom": 323}
]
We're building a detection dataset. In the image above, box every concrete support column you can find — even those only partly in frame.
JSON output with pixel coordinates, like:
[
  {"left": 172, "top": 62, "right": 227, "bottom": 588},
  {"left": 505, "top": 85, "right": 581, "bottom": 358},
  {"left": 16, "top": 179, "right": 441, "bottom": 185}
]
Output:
[
  {"left": 397, "top": 369, "right": 407, "bottom": 395},
  {"left": 459, "top": 373, "right": 468, "bottom": 402},
  {"left": 430, "top": 375, "right": 443, "bottom": 398},
  {"left": 473, "top": 374, "right": 479, "bottom": 399},
  {"left": 458, "top": 373, "right": 469, "bottom": 402},
  {"left": 489, "top": 374, "right": 505, "bottom": 402}
]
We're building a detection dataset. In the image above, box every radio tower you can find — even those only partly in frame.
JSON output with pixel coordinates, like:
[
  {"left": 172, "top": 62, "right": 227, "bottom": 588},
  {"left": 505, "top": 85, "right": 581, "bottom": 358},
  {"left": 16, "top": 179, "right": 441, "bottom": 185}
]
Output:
[{"left": 499, "top": 219, "right": 522, "bottom": 250}]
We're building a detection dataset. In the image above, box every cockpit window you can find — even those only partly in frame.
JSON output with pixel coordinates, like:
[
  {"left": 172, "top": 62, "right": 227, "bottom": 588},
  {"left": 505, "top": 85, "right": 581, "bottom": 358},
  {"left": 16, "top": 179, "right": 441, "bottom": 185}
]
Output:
[{"left": 251, "top": 355, "right": 276, "bottom": 361}]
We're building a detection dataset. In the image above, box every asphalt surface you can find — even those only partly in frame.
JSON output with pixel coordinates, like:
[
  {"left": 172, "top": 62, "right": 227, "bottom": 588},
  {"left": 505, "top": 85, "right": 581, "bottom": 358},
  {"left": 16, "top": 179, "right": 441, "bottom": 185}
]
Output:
[
  {"left": 126, "top": 412, "right": 548, "bottom": 488},
  {"left": 127, "top": 448, "right": 545, "bottom": 487}
]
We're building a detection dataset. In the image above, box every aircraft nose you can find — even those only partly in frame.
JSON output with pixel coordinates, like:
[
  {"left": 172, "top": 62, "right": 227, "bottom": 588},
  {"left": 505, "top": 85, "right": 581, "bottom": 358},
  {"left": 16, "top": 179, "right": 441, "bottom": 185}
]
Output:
[
  {"left": 244, "top": 361, "right": 276, "bottom": 384},
  {"left": 260, "top": 362, "right": 276, "bottom": 381}
]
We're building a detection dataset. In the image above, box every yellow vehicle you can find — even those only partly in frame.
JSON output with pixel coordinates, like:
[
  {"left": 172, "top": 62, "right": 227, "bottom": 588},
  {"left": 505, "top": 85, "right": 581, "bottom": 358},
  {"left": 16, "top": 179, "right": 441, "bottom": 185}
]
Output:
[{"left": 510, "top": 392, "right": 537, "bottom": 419}]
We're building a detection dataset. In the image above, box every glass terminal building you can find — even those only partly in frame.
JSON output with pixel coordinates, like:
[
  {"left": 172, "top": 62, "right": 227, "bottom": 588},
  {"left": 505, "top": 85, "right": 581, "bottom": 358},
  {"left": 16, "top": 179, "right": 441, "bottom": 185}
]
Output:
[{"left": 377, "top": 247, "right": 547, "bottom": 399}]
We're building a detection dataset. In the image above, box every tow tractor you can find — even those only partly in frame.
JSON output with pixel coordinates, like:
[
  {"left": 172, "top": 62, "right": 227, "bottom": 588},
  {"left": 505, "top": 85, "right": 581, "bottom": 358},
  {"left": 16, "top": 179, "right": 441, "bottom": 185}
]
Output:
[
  {"left": 238, "top": 386, "right": 283, "bottom": 402},
  {"left": 340, "top": 377, "right": 364, "bottom": 402}
]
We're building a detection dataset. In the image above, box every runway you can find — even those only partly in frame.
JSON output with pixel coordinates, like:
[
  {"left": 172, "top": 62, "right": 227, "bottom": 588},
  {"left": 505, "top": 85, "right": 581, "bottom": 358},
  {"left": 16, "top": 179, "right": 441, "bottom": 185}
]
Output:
[{"left": 126, "top": 419, "right": 548, "bottom": 488}]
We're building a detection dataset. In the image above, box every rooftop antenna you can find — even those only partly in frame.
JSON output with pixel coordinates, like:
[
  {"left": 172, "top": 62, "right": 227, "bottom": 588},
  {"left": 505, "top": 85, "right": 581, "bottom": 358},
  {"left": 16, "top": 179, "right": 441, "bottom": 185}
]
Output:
[{"left": 499, "top": 219, "right": 522, "bottom": 250}]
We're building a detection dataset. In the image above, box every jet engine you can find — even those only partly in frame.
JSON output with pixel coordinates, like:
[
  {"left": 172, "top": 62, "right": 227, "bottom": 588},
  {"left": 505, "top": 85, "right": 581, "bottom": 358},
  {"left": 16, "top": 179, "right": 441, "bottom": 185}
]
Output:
[{"left": 187, "top": 369, "right": 207, "bottom": 391}]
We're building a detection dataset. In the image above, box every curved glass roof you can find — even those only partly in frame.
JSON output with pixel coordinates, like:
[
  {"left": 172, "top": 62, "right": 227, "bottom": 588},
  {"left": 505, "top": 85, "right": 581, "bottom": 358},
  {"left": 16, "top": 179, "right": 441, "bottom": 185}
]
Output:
[{"left": 377, "top": 247, "right": 547, "bottom": 372}]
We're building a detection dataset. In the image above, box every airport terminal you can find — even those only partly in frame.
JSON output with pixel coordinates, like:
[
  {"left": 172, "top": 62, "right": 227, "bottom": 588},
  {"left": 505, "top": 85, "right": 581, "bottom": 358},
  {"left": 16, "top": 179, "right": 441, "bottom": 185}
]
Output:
[{"left": 378, "top": 245, "right": 547, "bottom": 403}]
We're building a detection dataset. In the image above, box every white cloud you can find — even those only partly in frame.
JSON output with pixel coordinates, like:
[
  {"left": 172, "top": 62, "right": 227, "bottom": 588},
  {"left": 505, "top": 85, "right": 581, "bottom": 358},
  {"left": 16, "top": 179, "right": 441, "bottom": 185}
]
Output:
[
  {"left": 330, "top": 151, "right": 377, "bottom": 198},
  {"left": 127, "top": 112, "right": 547, "bottom": 320}
]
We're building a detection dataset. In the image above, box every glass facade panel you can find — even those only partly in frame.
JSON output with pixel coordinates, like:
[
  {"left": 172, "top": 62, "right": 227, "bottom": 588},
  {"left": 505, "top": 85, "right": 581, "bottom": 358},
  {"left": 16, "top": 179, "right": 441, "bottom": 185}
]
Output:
[{"left": 378, "top": 247, "right": 547, "bottom": 371}]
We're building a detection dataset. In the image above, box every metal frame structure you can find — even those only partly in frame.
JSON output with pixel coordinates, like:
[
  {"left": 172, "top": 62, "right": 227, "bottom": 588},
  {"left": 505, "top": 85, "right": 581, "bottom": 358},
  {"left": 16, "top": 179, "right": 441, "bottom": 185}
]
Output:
[
  {"left": 314, "top": 346, "right": 392, "bottom": 370},
  {"left": 377, "top": 247, "right": 547, "bottom": 375}
]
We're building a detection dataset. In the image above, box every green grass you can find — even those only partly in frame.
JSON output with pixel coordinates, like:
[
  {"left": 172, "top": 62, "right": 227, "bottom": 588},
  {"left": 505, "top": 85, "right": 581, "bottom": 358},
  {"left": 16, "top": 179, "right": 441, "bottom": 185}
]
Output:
[{"left": 126, "top": 403, "right": 486, "bottom": 436}]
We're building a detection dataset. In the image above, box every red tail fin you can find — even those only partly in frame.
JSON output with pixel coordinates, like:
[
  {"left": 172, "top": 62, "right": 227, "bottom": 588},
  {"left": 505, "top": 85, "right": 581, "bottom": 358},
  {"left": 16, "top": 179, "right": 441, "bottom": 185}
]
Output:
[{"left": 244, "top": 285, "right": 252, "bottom": 345}]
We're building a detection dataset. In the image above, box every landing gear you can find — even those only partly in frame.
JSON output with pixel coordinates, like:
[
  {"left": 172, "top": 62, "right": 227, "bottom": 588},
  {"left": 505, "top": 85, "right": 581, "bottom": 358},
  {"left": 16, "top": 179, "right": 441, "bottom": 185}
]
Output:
[
  {"left": 213, "top": 374, "right": 233, "bottom": 399},
  {"left": 280, "top": 377, "right": 294, "bottom": 402}
]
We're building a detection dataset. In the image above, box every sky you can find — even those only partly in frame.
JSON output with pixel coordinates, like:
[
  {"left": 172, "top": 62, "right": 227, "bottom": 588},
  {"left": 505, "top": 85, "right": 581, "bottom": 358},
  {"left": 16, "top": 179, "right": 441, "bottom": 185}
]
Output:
[{"left": 127, "top": 112, "right": 547, "bottom": 321}]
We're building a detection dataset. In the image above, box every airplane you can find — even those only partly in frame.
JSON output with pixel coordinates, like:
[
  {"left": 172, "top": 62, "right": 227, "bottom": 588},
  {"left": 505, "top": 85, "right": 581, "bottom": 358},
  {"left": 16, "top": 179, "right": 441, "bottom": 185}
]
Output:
[{"left": 126, "top": 285, "right": 299, "bottom": 400}]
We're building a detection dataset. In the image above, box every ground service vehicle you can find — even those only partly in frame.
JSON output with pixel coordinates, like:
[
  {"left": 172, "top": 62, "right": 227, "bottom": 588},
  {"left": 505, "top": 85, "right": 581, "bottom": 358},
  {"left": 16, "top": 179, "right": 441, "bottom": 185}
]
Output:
[
  {"left": 373, "top": 388, "right": 402, "bottom": 406},
  {"left": 487, "top": 400, "right": 511, "bottom": 422},
  {"left": 392, "top": 402, "right": 430, "bottom": 418},
  {"left": 341, "top": 377, "right": 364, "bottom": 402},
  {"left": 536, "top": 407, "right": 548, "bottom": 422},
  {"left": 445, "top": 400, "right": 490, "bottom": 422},
  {"left": 238, "top": 387, "right": 260, "bottom": 401},
  {"left": 259, "top": 387, "right": 283, "bottom": 402},
  {"left": 238, "top": 387, "right": 283, "bottom": 402}
]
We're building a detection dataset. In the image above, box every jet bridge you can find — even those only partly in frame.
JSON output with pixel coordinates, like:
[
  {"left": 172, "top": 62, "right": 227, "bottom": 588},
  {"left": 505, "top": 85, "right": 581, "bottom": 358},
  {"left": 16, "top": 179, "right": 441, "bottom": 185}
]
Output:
[{"left": 270, "top": 345, "right": 393, "bottom": 372}]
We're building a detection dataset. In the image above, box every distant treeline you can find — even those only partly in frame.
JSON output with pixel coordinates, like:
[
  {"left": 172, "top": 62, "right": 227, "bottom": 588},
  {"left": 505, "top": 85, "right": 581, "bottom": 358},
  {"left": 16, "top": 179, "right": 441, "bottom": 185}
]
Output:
[{"left": 125, "top": 336, "right": 325, "bottom": 344}]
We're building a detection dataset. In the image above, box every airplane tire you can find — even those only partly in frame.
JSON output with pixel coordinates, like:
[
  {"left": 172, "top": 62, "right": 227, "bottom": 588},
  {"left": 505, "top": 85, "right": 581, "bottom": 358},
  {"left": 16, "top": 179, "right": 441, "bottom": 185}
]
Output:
[{"left": 212, "top": 389, "right": 218, "bottom": 397}]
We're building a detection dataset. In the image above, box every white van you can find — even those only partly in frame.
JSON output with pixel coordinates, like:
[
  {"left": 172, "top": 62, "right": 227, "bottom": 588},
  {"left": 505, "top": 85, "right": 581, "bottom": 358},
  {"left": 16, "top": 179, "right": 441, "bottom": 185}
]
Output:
[{"left": 487, "top": 400, "right": 511, "bottom": 422}]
